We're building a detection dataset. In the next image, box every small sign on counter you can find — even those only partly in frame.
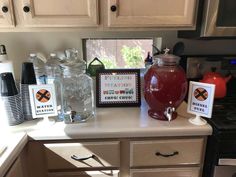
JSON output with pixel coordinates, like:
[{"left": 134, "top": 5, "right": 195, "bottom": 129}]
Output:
[
  {"left": 29, "top": 84, "right": 57, "bottom": 118},
  {"left": 96, "top": 69, "right": 141, "bottom": 107},
  {"left": 187, "top": 81, "right": 215, "bottom": 125}
]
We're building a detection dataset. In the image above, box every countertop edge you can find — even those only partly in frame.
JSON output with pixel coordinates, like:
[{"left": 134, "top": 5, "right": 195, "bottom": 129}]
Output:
[{"left": 0, "top": 133, "right": 28, "bottom": 177}]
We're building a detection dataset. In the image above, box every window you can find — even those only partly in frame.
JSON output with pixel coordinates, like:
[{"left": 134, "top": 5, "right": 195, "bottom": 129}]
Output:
[{"left": 84, "top": 39, "right": 153, "bottom": 69}]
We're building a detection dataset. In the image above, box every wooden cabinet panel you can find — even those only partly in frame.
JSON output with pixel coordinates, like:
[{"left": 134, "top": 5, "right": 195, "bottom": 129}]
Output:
[
  {"left": 130, "top": 138, "right": 204, "bottom": 167},
  {"left": 0, "top": 0, "right": 14, "bottom": 27},
  {"left": 130, "top": 168, "right": 200, "bottom": 177},
  {"left": 107, "top": 0, "right": 198, "bottom": 28},
  {"left": 21, "top": 0, "right": 99, "bottom": 27},
  {"left": 5, "top": 157, "right": 24, "bottom": 177},
  {"left": 44, "top": 141, "right": 120, "bottom": 170}
]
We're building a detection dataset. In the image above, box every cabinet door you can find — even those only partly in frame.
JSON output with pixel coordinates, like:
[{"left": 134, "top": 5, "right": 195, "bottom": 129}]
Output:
[
  {"left": 130, "top": 168, "right": 200, "bottom": 177},
  {"left": 21, "top": 0, "right": 99, "bottom": 27},
  {"left": 0, "top": 0, "right": 14, "bottom": 27},
  {"left": 107, "top": 0, "right": 198, "bottom": 28},
  {"left": 5, "top": 158, "right": 24, "bottom": 177}
]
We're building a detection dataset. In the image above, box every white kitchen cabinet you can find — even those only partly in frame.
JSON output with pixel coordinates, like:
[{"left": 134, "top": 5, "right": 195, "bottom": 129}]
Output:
[
  {"left": 107, "top": 0, "right": 198, "bottom": 28},
  {"left": 0, "top": 0, "right": 99, "bottom": 28},
  {"left": 20, "top": 0, "right": 99, "bottom": 27},
  {"left": 25, "top": 137, "right": 206, "bottom": 177},
  {"left": 0, "top": 0, "right": 199, "bottom": 30},
  {"left": 0, "top": 0, "right": 15, "bottom": 27}
]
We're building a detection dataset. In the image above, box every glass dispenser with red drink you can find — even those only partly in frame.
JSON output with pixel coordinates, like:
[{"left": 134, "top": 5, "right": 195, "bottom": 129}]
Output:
[{"left": 144, "top": 49, "right": 187, "bottom": 121}]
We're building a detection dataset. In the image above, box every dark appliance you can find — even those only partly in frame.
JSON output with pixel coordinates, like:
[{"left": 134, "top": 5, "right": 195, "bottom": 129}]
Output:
[
  {"left": 178, "top": 0, "right": 236, "bottom": 38},
  {"left": 181, "top": 55, "right": 236, "bottom": 177},
  {"left": 203, "top": 94, "right": 236, "bottom": 177}
]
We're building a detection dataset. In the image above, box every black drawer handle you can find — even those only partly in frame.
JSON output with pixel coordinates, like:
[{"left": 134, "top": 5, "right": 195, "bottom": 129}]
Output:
[
  {"left": 2, "top": 6, "right": 8, "bottom": 13},
  {"left": 71, "top": 154, "right": 95, "bottom": 161},
  {"left": 155, "top": 151, "right": 179, "bottom": 157}
]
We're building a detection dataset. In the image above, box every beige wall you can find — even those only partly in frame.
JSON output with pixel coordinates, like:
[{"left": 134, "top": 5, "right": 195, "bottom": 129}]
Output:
[{"left": 1, "top": 30, "right": 236, "bottom": 79}]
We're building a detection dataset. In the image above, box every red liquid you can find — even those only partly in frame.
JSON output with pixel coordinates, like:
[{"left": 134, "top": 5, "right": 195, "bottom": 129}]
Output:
[{"left": 144, "top": 64, "right": 187, "bottom": 120}]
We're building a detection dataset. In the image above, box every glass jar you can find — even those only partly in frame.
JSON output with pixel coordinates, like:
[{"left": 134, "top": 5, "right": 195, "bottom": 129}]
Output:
[
  {"left": 60, "top": 61, "right": 94, "bottom": 123},
  {"left": 144, "top": 49, "right": 187, "bottom": 121}
]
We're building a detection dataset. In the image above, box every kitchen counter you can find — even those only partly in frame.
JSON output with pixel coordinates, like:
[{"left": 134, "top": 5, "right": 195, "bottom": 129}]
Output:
[
  {"left": 0, "top": 101, "right": 212, "bottom": 177},
  {"left": 10, "top": 101, "right": 212, "bottom": 140}
]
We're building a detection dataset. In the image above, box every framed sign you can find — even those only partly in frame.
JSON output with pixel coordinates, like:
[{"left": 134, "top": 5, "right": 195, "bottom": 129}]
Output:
[
  {"left": 96, "top": 69, "right": 141, "bottom": 107},
  {"left": 187, "top": 81, "right": 215, "bottom": 118},
  {"left": 29, "top": 84, "right": 58, "bottom": 118}
]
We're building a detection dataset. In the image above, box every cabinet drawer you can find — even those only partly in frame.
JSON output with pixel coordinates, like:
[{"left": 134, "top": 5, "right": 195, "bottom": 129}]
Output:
[
  {"left": 130, "top": 167, "right": 200, "bottom": 177},
  {"left": 130, "top": 138, "right": 204, "bottom": 167},
  {"left": 48, "top": 170, "right": 119, "bottom": 177},
  {"left": 44, "top": 141, "right": 120, "bottom": 170}
]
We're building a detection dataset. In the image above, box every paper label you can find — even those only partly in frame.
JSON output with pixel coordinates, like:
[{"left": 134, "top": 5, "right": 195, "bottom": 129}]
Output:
[
  {"left": 187, "top": 81, "right": 215, "bottom": 118},
  {"left": 29, "top": 84, "right": 58, "bottom": 118}
]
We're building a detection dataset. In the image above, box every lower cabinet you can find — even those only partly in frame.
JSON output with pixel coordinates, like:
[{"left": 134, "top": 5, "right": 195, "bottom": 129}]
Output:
[
  {"left": 5, "top": 157, "right": 24, "bottom": 177},
  {"left": 4, "top": 150, "right": 30, "bottom": 177},
  {"left": 26, "top": 137, "right": 206, "bottom": 177}
]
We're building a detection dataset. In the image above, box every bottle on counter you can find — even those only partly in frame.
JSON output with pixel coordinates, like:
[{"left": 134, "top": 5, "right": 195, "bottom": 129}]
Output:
[
  {"left": 144, "top": 51, "right": 153, "bottom": 69},
  {"left": 0, "top": 45, "right": 14, "bottom": 78},
  {"left": 45, "top": 53, "right": 63, "bottom": 121},
  {"left": 28, "top": 53, "right": 47, "bottom": 85}
]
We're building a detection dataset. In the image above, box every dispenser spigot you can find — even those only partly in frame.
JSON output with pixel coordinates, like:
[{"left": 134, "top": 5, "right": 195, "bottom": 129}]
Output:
[{"left": 164, "top": 107, "right": 175, "bottom": 121}]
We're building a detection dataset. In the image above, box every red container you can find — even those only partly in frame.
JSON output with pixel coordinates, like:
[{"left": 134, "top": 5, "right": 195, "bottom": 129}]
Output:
[{"left": 144, "top": 51, "right": 187, "bottom": 121}]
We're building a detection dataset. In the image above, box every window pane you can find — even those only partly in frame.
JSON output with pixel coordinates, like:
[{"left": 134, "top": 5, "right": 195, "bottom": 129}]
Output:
[{"left": 85, "top": 39, "right": 153, "bottom": 69}]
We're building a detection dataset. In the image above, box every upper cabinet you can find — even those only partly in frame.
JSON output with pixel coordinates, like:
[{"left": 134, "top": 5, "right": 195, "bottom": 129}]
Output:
[
  {"left": 0, "top": 0, "right": 15, "bottom": 27},
  {"left": 0, "top": 0, "right": 199, "bottom": 30},
  {"left": 107, "top": 0, "right": 198, "bottom": 28},
  {"left": 21, "top": 0, "right": 99, "bottom": 27}
]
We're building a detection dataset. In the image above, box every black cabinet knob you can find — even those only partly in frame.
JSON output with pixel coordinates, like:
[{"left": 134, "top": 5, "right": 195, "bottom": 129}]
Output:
[
  {"left": 23, "top": 6, "right": 30, "bottom": 13},
  {"left": 110, "top": 5, "right": 117, "bottom": 12},
  {"left": 2, "top": 6, "right": 8, "bottom": 13}
]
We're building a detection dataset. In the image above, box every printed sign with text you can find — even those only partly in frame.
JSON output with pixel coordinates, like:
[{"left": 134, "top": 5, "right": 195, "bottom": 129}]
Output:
[
  {"left": 96, "top": 69, "right": 141, "bottom": 107},
  {"left": 29, "top": 84, "right": 58, "bottom": 118},
  {"left": 187, "top": 81, "right": 215, "bottom": 118}
]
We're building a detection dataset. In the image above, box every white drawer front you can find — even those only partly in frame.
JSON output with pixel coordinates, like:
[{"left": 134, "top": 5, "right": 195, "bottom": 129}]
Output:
[
  {"left": 48, "top": 170, "right": 120, "bottom": 177},
  {"left": 130, "top": 167, "right": 200, "bottom": 177},
  {"left": 130, "top": 138, "right": 204, "bottom": 167},
  {"left": 44, "top": 141, "right": 120, "bottom": 170}
]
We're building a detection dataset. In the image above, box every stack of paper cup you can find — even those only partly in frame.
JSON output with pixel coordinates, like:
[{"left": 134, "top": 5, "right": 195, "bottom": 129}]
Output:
[
  {"left": 0, "top": 72, "right": 24, "bottom": 126},
  {"left": 20, "top": 62, "right": 37, "bottom": 120}
]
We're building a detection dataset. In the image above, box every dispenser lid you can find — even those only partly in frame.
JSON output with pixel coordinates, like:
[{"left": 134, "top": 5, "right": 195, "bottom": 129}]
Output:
[{"left": 154, "top": 48, "right": 180, "bottom": 63}]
